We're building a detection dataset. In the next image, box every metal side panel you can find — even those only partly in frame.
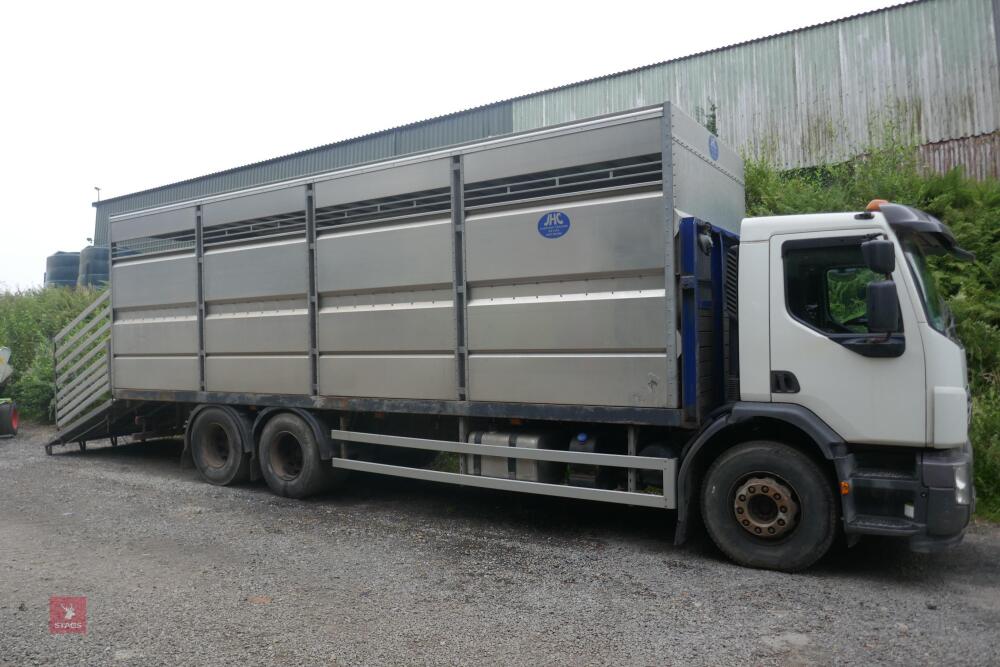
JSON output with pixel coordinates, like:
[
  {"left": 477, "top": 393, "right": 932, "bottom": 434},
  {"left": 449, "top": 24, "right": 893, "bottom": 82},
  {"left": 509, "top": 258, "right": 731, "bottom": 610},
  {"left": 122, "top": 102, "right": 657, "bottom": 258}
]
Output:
[
  {"left": 202, "top": 185, "right": 306, "bottom": 229},
  {"left": 467, "top": 290, "right": 666, "bottom": 352},
  {"left": 112, "top": 255, "right": 197, "bottom": 309},
  {"left": 468, "top": 354, "right": 669, "bottom": 407},
  {"left": 316, "top": 218, "right": 452, "bottom": 294},
  {"left": 114, "top": 356, "right": 199, "bottom": 391},
  {"left": 463, "top": 117, "right": 661, "bottom": 183},
  {"left": 465, "top": 191, "right": 665, "bottom": 284},
  {"left": 205, "top": 310, "right": 310, "bottom": 354},
  {"left": 668, "top": 106, "right": 745, "bottom": 234},
  {"left": 112, "top": 318, "right": 199, "bottom": 356},
  {"left": 317, "top": 302, "right": 455, "bottom": 353},
  {"left": 205, "top": 355, "right": 310, "bottom": 394},
  {"left": 319, "top": 355, "right": 457, "bottom": 400},
  {"left": 111, "top": 206, "right": 196, "bottom": 243},
  {"left": 314, "top": 158, "right": 450, "bottom": 208},
  {"left": 204, "top": 239, "right": 307, "bottom": 302}
]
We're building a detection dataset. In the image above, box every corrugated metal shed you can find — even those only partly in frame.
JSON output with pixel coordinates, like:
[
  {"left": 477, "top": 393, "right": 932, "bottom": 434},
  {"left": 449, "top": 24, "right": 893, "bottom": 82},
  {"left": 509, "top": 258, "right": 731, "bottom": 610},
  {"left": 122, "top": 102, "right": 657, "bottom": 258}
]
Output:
[
  {"left": 94, "top": 0, "right": 1000, "bottom": 244},
  {"left": 511, "top": 0, "right": 1000, "bottom": 166}
]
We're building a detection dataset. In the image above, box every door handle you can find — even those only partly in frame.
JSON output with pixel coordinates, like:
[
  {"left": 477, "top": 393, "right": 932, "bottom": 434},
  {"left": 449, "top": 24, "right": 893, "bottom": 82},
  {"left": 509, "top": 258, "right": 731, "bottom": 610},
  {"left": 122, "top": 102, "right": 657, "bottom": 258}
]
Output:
[{"left": 771, "top": 370, "right": 800, "bottom": 394}]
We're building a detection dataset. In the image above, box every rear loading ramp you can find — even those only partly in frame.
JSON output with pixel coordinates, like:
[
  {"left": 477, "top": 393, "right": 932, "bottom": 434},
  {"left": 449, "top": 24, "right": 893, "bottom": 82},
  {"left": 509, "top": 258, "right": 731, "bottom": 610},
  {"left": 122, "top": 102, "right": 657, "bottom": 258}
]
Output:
[{"left": 48, "top": 291, "right": 138, "bottom": 448}]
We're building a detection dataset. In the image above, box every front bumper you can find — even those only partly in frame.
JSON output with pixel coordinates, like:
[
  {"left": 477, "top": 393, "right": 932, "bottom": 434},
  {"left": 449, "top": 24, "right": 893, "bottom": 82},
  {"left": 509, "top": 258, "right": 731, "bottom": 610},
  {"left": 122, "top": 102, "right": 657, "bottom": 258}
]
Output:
[{"left": 839, "top": 441, "right": 974, "bottom": 550}]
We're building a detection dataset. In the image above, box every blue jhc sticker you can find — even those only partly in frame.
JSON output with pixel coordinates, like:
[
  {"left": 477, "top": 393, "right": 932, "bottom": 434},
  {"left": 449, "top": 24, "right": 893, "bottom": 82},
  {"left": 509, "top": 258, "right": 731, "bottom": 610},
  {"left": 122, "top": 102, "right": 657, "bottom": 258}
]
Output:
[
  {"left": 708, "top": 135, "right": 719, "bottom": 161},
  {"left": 538, "top": 211, "right": 570, "bottom": 238}
]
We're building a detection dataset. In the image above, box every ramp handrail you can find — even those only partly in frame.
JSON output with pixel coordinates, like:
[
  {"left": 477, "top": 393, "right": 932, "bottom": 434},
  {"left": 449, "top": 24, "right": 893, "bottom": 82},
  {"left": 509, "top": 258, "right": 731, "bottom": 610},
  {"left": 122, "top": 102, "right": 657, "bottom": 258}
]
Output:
[{"left": 53, "top": 291, "right": 112, "bottom": 431}]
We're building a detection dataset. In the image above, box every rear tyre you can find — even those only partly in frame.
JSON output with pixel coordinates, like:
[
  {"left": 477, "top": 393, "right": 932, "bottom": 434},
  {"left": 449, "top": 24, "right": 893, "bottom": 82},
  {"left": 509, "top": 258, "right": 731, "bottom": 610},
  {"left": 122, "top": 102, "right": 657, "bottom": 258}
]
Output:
[
  {"left": 189, "top": 407, "right": 252, "bottom": 486},
  {"left": 0, "top": 401, "right": 18, "bottom": 437},
  {"left": 258, "top": 413, "right": 344, "bottom": 499},
  {"left": 701, "top": 440, "right": 837, "bottom": 572}
]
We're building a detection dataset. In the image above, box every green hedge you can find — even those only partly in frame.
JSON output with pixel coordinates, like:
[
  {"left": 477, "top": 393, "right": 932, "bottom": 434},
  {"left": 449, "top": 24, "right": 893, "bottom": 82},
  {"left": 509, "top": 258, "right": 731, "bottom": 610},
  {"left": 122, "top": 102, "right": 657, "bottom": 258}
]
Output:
[
  {"left": 745, "top": 139, "right": 1000, "bottom": 520},
  {"left": 0, "top": 288, "right": 105, "bottom": 421}
]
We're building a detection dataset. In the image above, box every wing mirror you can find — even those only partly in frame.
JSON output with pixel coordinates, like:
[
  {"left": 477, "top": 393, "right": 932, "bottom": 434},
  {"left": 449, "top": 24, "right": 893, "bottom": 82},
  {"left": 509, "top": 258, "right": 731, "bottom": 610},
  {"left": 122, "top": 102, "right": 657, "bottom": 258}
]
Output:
[
  {"left": 861, "top": 239, "right": 895, "bottom": 275},
  {"left": 866, "top": 280, "right": 901, "bottom": 333}
]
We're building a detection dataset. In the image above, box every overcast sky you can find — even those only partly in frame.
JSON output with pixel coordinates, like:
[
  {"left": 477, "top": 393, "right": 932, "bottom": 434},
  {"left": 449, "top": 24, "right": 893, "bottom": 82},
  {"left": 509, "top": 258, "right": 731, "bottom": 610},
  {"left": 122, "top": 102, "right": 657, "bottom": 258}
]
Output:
[{"left": 0, "top": 0, "right": 897, "bottom": 289}]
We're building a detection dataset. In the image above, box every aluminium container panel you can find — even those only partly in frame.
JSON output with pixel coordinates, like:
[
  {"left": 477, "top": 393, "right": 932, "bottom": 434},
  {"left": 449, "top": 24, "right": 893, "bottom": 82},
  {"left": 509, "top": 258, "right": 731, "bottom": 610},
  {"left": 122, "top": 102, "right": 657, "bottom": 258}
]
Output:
[
  {"left": 111, "top": 254, "right": 201, "bottom": 393},
  {"left": 463, "top": 116, "right": 660, "bottom": 183},
  {"left": 317, "top": 303, "right": 454, "bottom": 353},
  {"left": 318, "top": 355, "right": 457, "bottom": 400},
  {"left": 205, "top": 356, "right": 311, "bottom": 395},
  {"left": 105, "top": 105, "right": 745, "bottom": 413},
  {"left": 204, "top": 311, "right": 309, "bottom": 355},
  {"left": 112, "top": 318, "right": 199, "bottom": 356},
  {"left": 201, "top": 185, "right": 306, "bottom": 229},
  {"left": 468, "top": 354, "right": 670, "bottom": 407},
  {"left": 668, "top": 106, "right": 745, "bottom": 234},
  {"left": 316, "top": 219, "right": 453, "bottom": 294},
  {"left": 109, "top": 206, "right": 196, "bottom": 243},
  {"left": 314, "top": 158, "right": 450, "bottom": 208},
  {"left": 465, "top": 190, "right": 669, "bottom": 407},
  {"left": 316, "top": 217, "right": 456, "bottom": 399},
  {"left": 465, "top": 192, "right": 665, "bottom": 283},
  {"left": 203, "top": 239, "right": 310, "bottom": 393},
  {"left": 112, "top": 255, "right": 197, "bottom": 310},
  {"left": 203, "top": 240, "right": 308, "bottom": 303},
  {"left": 114, "top": 356, "right": 199, "bottom": 392}
]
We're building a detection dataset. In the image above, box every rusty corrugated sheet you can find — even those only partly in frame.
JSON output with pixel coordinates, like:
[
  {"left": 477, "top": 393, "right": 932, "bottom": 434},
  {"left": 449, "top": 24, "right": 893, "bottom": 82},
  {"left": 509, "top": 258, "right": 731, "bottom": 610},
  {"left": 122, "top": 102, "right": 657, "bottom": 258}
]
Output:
[
  {"left": 512, "top": 0, "right": 1000, "bottom": 170},
  {"left": 919, "top": 133, "right": 1000, "bottom": 180}
]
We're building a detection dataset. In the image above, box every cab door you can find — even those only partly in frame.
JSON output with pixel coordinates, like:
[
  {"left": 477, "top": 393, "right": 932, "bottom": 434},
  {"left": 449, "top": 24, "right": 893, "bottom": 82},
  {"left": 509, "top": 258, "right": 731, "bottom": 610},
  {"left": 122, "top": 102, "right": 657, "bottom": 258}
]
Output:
[{"left": 768, "top": 230, "right": 926, "bottom": 446}]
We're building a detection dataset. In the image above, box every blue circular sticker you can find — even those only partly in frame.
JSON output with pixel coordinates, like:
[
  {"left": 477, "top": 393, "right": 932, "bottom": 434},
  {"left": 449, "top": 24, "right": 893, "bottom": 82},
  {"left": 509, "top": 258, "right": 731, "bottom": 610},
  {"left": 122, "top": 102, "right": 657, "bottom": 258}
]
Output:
[
  {"left": 708, "top": 135, "right": 719, "bottom": 161},
  {"left": 538, "top": 211, "right": 570, "bottom": 238}
]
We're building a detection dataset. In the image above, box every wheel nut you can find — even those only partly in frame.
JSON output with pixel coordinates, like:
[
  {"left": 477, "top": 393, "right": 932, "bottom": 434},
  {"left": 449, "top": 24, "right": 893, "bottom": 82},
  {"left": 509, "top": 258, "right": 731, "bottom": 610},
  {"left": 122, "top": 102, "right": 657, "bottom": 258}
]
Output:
[
  {"left": 762, "top": 485, "right": 769, "bottom": 493},
  {"left": 768, "top": 527, "right": 775, "bottom": 534},
  {"left": 742, "top": 519, "right": 750, "bottom": 526},
  {"left": 736, "top": 507, "right": 744, "bottom": 514},
  {"left": 780, "top": 506, "right": 787, "bottom": 513},
  {"left": 754, "top": 527, "right": 762, "bottom": 534},
  {"left": 773, "top": 493, "right": 781, "bottom": 500},
  {"left": 738, "top": 494, "right": 746, "bottom": 502},
  {"left": 748, "top": 486, "right": 756, "bottom": 494},
  {"left": 778, "top": 519, "right": 785, "bottom": 526}
]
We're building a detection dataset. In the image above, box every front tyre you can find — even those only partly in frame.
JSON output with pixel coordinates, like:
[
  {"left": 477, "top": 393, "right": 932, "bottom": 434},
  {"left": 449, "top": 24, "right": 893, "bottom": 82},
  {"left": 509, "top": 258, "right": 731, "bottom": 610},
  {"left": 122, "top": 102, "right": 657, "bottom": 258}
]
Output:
[
  {"left": 701, "top": 441, "right": 837, "bottom": 572},
  {"left": 258, "top": 413, "right": 344, "bottom": 499}
]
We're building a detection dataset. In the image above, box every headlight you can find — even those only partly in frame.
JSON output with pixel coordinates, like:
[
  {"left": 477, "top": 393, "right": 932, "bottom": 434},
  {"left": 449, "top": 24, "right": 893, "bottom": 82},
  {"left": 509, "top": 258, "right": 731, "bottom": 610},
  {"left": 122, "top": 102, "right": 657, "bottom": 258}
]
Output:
[{"left": 954, "top": 465, "right": 972, "bottom": 505}]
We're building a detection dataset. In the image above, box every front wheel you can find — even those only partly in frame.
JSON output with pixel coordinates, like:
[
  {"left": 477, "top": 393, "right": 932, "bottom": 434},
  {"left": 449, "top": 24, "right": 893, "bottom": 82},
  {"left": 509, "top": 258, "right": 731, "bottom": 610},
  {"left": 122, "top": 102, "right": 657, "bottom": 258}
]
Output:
[{"left": 701, "top": 441, "right": 837, "bottom": 572}]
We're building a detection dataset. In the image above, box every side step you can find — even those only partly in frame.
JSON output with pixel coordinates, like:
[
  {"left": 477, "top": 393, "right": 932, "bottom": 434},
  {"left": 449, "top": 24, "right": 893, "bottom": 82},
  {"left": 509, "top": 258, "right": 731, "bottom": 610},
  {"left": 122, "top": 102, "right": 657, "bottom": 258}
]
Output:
[
  {"left": 330, "top": 429, "right": 677, "bottom": 509},
  {"left": 846, "top": 514, "right": 922, "bottom": 536}
]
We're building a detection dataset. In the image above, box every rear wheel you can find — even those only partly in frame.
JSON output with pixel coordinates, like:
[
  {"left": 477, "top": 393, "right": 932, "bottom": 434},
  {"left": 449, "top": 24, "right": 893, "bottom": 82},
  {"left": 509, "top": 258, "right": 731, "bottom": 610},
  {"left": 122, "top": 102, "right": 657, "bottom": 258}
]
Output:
[
  {"left": 701, "top": 440, "right": 837, "bottom": 572},
  {"left": 189, "top": 407, "right": 252, "bottom": 486},
  {"left": 0, "top": 401, "right": 18, "bottom": 437},
  {"left": 258, "top": 413, "right": 344, "bottom": 499}
]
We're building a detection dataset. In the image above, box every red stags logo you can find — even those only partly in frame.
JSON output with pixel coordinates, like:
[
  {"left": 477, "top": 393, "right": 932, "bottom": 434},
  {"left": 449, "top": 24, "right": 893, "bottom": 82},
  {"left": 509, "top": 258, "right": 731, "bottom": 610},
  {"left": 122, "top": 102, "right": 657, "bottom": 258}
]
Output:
[{"left": 49, "top": 596, "right": 87, "bottom": 634}]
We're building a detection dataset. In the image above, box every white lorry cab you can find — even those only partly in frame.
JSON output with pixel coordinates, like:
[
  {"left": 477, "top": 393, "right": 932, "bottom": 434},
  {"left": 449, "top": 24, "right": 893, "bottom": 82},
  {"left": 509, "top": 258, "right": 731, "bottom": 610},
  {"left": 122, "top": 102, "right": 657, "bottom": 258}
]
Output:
[{"left": 50, "top": 105, "right": 974, "bottom": 571}]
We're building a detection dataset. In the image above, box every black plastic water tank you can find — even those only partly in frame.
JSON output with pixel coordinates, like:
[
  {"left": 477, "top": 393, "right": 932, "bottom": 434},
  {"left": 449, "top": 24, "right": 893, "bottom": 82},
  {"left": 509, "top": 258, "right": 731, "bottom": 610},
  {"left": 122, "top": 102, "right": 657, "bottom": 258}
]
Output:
[
  {"left": 44, "top": 251, "right": 81, "bottom": 288},
  {"left": 77, "top": 245, "right": 110, "bottom": 288}
]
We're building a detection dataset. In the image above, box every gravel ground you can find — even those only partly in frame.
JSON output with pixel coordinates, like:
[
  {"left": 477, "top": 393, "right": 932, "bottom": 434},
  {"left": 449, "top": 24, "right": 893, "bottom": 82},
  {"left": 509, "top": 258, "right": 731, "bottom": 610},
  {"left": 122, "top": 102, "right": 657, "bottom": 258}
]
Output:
[{"left": 1, "top": 423, "right": 998, "bottom": 666}]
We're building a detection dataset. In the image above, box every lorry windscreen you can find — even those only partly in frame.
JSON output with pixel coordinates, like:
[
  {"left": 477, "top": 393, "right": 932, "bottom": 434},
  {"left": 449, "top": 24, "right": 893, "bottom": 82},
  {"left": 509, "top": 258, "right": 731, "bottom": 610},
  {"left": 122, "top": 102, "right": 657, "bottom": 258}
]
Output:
[{"left": 901, "top": 236, "right": 949, "bottom": 334}]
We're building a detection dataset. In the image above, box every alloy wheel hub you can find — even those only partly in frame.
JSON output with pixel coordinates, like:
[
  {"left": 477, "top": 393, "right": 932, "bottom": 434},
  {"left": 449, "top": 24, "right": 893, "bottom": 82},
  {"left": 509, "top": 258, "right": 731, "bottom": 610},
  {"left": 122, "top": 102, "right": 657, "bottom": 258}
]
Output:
[{"left": 733, "top": 476, "right": 798, "bottom": 538}]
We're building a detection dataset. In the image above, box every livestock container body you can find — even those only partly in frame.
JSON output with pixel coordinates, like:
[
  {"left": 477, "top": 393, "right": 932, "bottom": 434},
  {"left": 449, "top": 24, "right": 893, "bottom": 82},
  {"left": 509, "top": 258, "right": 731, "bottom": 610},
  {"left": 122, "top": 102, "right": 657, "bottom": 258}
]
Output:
[{"left": 107, "top": 104, "right": 744, "bottom": 424}]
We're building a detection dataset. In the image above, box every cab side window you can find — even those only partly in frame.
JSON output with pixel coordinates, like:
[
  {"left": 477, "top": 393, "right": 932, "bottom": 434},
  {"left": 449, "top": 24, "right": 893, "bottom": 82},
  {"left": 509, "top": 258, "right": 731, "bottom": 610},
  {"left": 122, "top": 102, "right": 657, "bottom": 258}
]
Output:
[{"left": 783, "top": 240, "right": 879, "bottom": 335}]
